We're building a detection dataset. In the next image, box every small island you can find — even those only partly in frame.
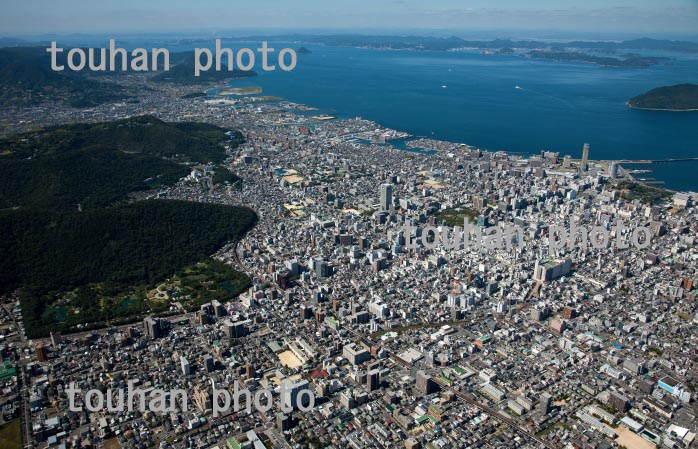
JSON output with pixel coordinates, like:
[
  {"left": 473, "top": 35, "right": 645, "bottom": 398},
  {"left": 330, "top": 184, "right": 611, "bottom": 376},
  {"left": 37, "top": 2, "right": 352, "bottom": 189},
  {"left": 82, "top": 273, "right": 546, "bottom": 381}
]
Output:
[
  {"left": 525, "top": 50, "right": 668, "bottom": 68},
  {"left": 297, "top": 46, "right": 312, "bottom": 54},
  {"left": 627, "top": 84, "right": 698, "bottom": 111}
]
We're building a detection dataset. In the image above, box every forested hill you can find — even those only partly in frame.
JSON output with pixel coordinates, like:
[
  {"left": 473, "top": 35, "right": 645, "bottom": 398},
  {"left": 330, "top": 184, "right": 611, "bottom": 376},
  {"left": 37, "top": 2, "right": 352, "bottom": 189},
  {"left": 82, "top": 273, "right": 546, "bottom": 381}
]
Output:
[
  {"left": 1, "top": 200, "right": 257, "bottom": 338},
  {"left": 0, "top": 47, "right": 257, "bottom": 106},
  {"left": 0, "top": 47, "right": 132, "bottom": 107},
  {"left": 152, "top": 51, "right": 258, "bottom": 84},
  {"left": 0, "top": 115, "right": 242, "bottom": 210},
  {"left": 0, "top": 116, "right": 255, "bottom": 338},
  {"left": 627, "top": 84, "right": 698, "bottom": 111}
]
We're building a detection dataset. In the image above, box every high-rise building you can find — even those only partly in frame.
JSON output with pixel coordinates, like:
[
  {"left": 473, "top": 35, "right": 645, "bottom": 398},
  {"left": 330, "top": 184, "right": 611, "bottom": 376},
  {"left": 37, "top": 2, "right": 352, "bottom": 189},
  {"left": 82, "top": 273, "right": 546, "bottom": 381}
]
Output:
[
  {"left": 315, "top": 260, "right": 332, "bottom": 278},
  {"left": 193, "top": 385, "right": 212, "bottom": 414},
  {"left": 224, "top": 320, "right": 248, "bottom": 338},
  {"left": 343, "top": 343, "right": 371, "bottom": 366},
  {"left": 35, "top": 342, "right": 48, "bottom": 362},
  {"left": 368, "top": 369, "right": 380, "bottom": 392},
  {"left": 416, "top": 370, "right": 438, "bottom": 394},
  {"left": 282, "top": 379, "right": 311, "bottom": 410},
  {"left": 609, "top": 161, "right": 619, "bottom": 179},
  {"left": 533, "top": 259, "right": 572, "bottom": 282},
  {"left": 473, "top": 195, "right": 487, "bottom": 210},
  {"left": 562, "top": 155, "right": 572, "bottom": 168},
  {"left": 562, "top": 306, "right": 577, "bottom": 319},
  {"left": 204, "top": 356, "right": 215, "bottom": 373},
  {"left": 197, "top": 312, "right": 209, "bottom": 326},
  {"left": 276, "top": 412, "right": 293, "bottom": 431},
  {"left": 300, "top": 305, "right": 313, "bottom": 320},
  {"left": 379, "top": 183, "right": 393, "bottom": 212},
  {"left": 550, "top": 318, "right": 567, "bottom": 334},
  {"left": 144, "top": 318, "right": 161, "bottom": 339},
  {"left": 277, "top": 271, "right": 290, "bottom": 290},
  {"left": 530, "top": 308, "right": 548, "bottom": 322},
  {"left": 181, "top": 356, "right": 190, "bottom": 376},
  {"left": 609, "top": 391, "right": 630, "bottom": 412},
  {"left": 539, "top": 393, "right": 552, "bottom": 415},
  {"left": 580, "top": 143, "right": 590, "bottom": 172},
  {"left": 211, "top": 300, "right": 225, "bottom": 317}
]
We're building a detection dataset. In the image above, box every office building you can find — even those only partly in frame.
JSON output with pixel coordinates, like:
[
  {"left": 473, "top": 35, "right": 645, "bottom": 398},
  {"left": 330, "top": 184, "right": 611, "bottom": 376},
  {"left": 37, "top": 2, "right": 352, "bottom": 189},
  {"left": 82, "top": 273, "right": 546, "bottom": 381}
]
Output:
[
  {"left": 204, "top": 356, "right": 215, "bottom": 373},
  {"left": 609, "top": 391, "right": 630, "bottom": 412},
  {"left": 416, "top": 370, "right": 437, "bottom": 394},
  {"left": 580, "top": 143, "right": 590, "bottom": 172},
  {"left": 282, "top": 379, "right": 312, "bottom": 410},
  {"left": 143, "top": 318, "right": 161, "bottom": 339},
  {"left": 181, "top": 356, "right": 190, "bottom": 376},
  {"left": 533, "top": 258, "right": 572, "bottom": 282},
  {"left": 539, "top": 393, "right": 552, "bottom": 415},
  {"left": 276, "top": 413, "right": 293, "bottom": 431},
  {"left": 379, "top": 183, "right": 393, "bottom": 211},
  {"left": 35, "top": 343, "right": 48, "bottom": 362},
  {"left": 368, "top": 369, "right": 380, "bottom": 392},
  {"left": 343, "top": 343, "right": 371, "bottom": 366}
]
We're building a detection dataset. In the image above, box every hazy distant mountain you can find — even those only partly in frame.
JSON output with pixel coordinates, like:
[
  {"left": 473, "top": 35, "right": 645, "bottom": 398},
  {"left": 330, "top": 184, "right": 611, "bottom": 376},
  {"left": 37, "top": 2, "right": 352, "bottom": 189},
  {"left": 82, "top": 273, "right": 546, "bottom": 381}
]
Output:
[
  {"left": 0, "top": 47, "right": 131, "bottom": 107},
  {"left": 223, "top": 34, "right": 698, "bottom": 53},
  {"left": 0, "top": 47, "right": 258, "bottom": 106},
  {"left": 0, "top": 36, "right": 28, "bottom": 47}
]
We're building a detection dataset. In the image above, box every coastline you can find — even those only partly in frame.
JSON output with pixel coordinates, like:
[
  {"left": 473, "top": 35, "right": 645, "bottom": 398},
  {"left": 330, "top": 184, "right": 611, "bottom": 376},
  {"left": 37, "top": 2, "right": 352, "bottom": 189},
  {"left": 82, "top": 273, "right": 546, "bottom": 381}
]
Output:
[
  {"left": 212, "top": 65, "right": 697, "bottom": 192},
  {"left": 626, "top": 101, "right": 698, "bottom": 112},
  {"left": 270, "top": 97, "right": 680, "bottom": 193},
  {"left": 219, "top": 86, "right": 263, "bottom": 96}
]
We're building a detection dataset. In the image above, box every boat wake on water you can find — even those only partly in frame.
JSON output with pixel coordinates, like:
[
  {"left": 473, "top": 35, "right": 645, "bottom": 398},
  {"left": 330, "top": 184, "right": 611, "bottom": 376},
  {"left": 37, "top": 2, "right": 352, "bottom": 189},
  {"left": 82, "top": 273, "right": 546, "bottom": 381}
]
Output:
[{"left": 515, "top": 85, "right": 571, "bottom": 106}]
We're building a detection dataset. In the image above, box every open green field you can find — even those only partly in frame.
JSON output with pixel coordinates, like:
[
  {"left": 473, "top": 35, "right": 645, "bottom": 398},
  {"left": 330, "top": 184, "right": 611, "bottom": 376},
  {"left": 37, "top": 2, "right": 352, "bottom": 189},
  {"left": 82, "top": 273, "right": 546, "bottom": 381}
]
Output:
[{"left": 0, "top": 420, "right": 21, "bottom": 449}]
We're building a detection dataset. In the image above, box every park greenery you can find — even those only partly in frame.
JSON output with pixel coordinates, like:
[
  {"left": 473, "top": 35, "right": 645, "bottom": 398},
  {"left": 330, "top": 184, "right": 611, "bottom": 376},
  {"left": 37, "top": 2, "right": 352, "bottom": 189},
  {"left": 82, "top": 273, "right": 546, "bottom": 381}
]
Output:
[
  {"left": 435, "top": 206, "right": 479, "bottom": 227},
  {"left": 611, "top": 181, "right": 673, "bottom": 205}
]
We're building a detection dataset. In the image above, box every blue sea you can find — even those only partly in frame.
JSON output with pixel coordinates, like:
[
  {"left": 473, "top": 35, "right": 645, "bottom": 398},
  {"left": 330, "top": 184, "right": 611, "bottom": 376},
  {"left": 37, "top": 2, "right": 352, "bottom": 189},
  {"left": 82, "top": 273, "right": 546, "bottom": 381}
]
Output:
[{"left": 215, "top": 43, "right": 698, "bottom": 191}]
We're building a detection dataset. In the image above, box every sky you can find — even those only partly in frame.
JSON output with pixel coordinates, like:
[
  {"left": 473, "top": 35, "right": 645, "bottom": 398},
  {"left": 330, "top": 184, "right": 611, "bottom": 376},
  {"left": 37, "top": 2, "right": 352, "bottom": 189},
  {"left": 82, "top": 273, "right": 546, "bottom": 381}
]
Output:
[{"left": 1, "top": 0, "right": 698, "bottom": 37}]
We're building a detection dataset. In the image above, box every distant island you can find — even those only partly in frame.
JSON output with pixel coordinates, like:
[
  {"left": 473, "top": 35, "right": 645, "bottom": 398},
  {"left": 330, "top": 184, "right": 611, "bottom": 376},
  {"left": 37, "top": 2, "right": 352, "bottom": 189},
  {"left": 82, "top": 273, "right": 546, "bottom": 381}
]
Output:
[
  {"left": 627, "top": 84, "right": 698, "bottom": 111},
  {"left": 297, "top": 47, "right": 312, "bottom": 54},
  {"left": 219, "top": 35, "right": 692, "bottom": 68},
  {"left": 225, "top": 35, "right": 698, "bottom": 54},
  {"left": 525, "top": 50, "right": 669, "bottom": 68}
]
